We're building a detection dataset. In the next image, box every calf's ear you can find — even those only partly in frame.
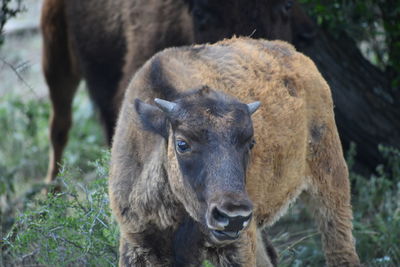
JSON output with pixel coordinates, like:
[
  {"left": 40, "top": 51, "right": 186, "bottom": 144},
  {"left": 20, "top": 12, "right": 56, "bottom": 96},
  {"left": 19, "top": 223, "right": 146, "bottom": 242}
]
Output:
[{"left": 134, "top": 99, "right": 168, "bottom": 139}]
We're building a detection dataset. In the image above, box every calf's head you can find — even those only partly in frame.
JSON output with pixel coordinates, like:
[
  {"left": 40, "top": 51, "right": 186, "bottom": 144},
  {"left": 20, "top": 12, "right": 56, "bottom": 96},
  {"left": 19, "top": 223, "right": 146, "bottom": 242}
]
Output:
[{"left": 135, "top": 86, "right": 260, "bottom": 245}]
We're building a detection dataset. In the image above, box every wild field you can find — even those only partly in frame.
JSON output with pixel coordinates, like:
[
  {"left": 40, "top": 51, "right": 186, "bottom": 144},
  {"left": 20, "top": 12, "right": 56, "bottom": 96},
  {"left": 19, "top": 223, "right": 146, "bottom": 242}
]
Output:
[{"left": 1, "top": 4, "right": 399, "bottom": 266}]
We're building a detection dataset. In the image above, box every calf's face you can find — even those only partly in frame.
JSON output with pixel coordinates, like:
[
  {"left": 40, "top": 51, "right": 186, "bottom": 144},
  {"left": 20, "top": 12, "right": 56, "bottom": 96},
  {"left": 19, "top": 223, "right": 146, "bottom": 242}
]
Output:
[{"left": 135, "top": 87, "right": 260, "bottom": 245}]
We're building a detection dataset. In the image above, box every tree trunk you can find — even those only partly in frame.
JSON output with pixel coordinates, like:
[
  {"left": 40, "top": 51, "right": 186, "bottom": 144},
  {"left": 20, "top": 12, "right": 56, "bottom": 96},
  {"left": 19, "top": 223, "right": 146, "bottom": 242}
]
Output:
[{"left": 297, "top": 30, "right": 400, "bottom": 172}]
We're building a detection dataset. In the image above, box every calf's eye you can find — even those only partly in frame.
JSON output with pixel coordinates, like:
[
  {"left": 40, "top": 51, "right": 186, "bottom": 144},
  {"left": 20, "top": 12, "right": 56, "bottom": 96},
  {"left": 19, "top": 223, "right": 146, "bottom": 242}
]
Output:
[{"left": 176, "top": 140, "right": 191, "bottom": 153}]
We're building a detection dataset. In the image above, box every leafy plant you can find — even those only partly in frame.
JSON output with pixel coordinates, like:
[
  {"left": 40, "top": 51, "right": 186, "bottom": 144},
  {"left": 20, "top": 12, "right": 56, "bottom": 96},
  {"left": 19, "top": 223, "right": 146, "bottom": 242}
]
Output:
[
  {"left": 0, "top": 88, "right": 106, "bottom": 264},
  {"left": 2, "top": 151, "right": 119, "bottom": 267},
  {"left": 351, "top": 145, "right": 400, "bottom": 266},
  {"left": 299, "top": 0, "right": 400, "bottom": 87},
  {"left": 0, "top": 94, "right": 50, "bottom": 234}
]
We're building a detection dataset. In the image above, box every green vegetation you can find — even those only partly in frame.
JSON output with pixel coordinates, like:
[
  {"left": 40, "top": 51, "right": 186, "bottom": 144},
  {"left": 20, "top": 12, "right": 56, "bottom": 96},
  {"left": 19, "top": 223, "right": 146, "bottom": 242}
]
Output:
[
  {"left": 3, "top": 154, "right": 119, "bottom": 266},
  {"left": 350, "top": 145, "right": 400, "bottom": 265},
  {"left": 299, "top": 0, "right": 400, "bottom": 87},
  {"left": 0, "top": 90, "right": 111, "bottom": 266},
  {"left": 0, "top": 90, "right": 104, "bottom": 194}
]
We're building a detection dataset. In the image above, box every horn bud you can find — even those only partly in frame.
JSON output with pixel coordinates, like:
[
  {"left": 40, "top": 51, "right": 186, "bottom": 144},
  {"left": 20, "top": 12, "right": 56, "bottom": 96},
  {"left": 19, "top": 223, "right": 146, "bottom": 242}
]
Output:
[
  {"left": 247, "top": 101, "right": 260, "bottom": 115},
  {"left": 154, "top": 98, "right": 177, "bottom": 113}
]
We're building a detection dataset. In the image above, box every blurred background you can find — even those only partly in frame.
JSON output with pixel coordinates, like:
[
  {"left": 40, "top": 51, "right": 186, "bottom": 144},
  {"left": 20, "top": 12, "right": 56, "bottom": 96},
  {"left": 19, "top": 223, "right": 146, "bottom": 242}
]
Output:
[{"left": 1, "top": 0, "right": 399, "bottom": 266}]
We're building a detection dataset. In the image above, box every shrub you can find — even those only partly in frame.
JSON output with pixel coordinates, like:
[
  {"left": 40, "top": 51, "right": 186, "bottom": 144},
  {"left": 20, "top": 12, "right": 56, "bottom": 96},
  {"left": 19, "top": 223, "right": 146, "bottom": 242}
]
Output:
[
  {"left": 2, "top": 151, "right": 119, "bottom": 267},
  {"left": 351, "top": 145, "right": 400, "bottom": 266},
  {"left": 0, "top": 89, "right": 105, "bottom": 234}
]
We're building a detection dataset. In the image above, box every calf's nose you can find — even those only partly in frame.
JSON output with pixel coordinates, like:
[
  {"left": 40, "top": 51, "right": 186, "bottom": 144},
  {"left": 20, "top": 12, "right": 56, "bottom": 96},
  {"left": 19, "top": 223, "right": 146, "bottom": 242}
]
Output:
[
  {"left": 211, "top": 206, "right": 252, "bottom": 232},
  {"left": 207, "top": 196, "right": 253, "bottom": 232}
]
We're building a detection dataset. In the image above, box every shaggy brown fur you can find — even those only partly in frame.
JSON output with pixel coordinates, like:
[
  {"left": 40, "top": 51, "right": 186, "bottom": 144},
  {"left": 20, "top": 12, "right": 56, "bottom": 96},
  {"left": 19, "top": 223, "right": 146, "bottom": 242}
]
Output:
[
  {"left": 110, "top": 38, "right": 360, "bottom": 266},
  {"left": 40, "top": 0, "right": 314, "bottom": 186}
]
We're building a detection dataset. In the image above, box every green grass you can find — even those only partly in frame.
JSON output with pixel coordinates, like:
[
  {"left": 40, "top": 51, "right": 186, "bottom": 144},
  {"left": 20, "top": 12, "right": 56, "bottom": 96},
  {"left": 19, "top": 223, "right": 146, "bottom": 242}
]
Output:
[{"left": 0, "top": 89, "right": 399, "bottom": 266}]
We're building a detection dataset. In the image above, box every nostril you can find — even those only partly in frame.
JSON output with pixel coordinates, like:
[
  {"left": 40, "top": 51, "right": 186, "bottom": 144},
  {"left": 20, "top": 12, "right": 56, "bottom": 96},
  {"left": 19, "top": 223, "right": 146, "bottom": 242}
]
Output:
[
  {"left": 211, "top": 207, "right": 229, "bottom": 227},
  {"left": 223, "top": 213, "right": 252, "bottom": 232},
  {"left": 210, "top": 205, "right": 253, "bottom": 232}
]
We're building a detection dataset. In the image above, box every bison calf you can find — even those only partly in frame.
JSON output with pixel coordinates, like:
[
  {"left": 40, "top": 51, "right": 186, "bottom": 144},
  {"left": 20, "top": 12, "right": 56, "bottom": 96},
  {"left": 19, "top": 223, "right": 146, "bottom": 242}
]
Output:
[{"left": 110, "top": 37, "right": 360, "bottom": 266}]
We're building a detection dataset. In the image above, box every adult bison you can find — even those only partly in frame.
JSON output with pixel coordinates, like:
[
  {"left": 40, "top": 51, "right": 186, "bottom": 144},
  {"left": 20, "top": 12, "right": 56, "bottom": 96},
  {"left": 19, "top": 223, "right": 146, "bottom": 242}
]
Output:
[
  {"left": 109, "top": 37, "right": 360, "bottom": 266},
  {"left": 40, "top": 0, "right": 314, "bottom": 185}
]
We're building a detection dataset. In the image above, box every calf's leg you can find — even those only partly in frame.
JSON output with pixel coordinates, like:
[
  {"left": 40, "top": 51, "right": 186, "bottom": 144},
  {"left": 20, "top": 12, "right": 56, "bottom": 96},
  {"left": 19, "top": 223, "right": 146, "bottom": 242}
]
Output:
[
  {"left": 306, "top": 122, "right": 360, "bottom": 266},
  {"left": 172, "top": 217, "right": 203, "bottom": 267},
  {"left": 119, "top": 236, "right": 167, "bottom": 267}
]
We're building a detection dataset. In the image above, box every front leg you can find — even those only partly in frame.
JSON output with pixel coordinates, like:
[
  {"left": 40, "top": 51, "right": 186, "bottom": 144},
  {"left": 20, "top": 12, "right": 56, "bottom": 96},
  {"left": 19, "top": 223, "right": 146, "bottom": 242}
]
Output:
[
  {"left": 119, "top": 228, "right": 173, "bottom": 267},
  {"left": 119, "top": 237, "right": 158, "bottom": 267},
  {"left": 173, "top": 216, "right": 204, "bottom": 267}
]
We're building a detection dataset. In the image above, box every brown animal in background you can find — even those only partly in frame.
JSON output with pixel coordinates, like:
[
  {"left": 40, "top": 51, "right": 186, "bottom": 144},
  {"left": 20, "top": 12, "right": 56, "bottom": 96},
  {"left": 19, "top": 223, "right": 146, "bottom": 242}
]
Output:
[
  {"left": 40, "top": 0, "right": 314, "bottom": 186},
  {"left": 110, "top": 37, "right": 360, "bottom": 266}
]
